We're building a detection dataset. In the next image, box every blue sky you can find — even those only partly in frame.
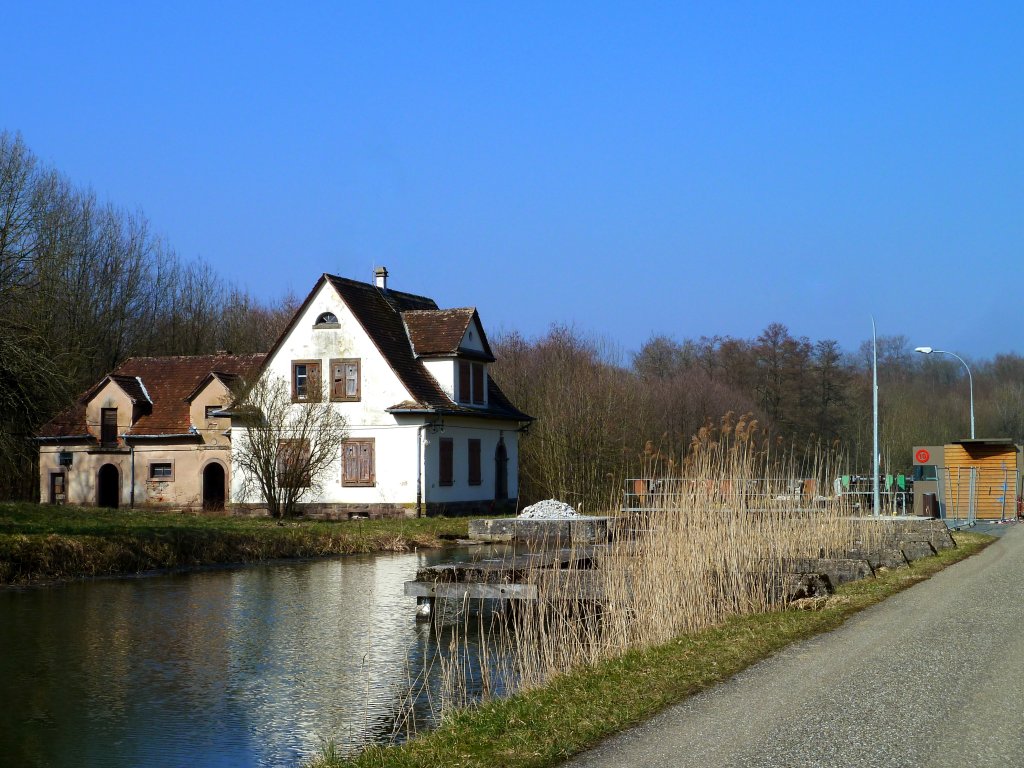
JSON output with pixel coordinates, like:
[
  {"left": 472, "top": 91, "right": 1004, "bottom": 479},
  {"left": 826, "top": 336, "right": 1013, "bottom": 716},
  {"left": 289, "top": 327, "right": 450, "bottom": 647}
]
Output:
[{"left": 4, "top": 2, "right": 1022, "bottom": 359}]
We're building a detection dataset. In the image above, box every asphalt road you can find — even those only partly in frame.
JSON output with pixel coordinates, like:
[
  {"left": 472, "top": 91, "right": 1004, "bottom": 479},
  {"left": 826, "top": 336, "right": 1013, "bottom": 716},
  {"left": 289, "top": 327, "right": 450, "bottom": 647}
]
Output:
[{"left": 564, "top": 524, "right": 1024, "bottom": 768}]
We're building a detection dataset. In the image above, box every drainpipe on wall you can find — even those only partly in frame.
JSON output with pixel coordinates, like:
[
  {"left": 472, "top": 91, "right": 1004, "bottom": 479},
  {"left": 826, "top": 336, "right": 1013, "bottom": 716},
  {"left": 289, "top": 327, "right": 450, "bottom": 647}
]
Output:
[
  {"left": 416, "top": 423, "right": 428, "bottom": 518},
  {"left": 129, "top": 443, "right": 136, "bottom": 508}
]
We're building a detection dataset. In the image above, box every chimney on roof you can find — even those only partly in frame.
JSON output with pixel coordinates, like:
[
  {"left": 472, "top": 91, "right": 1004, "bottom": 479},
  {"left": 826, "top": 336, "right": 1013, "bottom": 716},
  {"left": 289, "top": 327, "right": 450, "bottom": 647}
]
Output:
[{"left": 374, "top": 266, "right": 389, "bottom": 291}]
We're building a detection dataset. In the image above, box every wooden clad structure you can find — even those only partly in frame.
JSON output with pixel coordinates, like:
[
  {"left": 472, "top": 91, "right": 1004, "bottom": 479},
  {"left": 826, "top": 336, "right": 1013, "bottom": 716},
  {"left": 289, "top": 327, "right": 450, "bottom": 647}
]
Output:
[{"left": 942, "top": 440, "right": 1021, "bottom": 520}]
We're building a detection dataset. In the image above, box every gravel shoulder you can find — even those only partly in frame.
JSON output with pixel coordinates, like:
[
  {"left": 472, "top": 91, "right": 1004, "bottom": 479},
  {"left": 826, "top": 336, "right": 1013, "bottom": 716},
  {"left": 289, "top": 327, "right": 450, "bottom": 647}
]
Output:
[{"left": 565, "top": 523, "right": 1024, "bottom": 768}]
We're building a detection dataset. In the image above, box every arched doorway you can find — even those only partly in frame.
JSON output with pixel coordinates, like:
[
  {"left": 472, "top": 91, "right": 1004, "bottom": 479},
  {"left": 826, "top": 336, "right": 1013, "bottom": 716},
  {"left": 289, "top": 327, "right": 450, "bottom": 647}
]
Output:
[
  {"left": 97, "top": 464, "right": 120, "bottom": 508},
  {"left": 203, "top": 463, "right": 226, "bottom": 511},
  {"left": 495, "top": 438, "right": 508, "bottom": 500}
]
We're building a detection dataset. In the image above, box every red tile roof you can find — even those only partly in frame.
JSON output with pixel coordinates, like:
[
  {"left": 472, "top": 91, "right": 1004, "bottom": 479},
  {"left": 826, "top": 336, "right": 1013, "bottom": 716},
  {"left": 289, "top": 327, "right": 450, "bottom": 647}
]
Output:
[
  {"left": 39, "top": 353, "right": 266, "bottom": 439},
  {"left": 402, "top": 308, "right": 495, "bottom": 361},
  {"left": 245, "top": 272, "right": 530, "bottom": 422}
]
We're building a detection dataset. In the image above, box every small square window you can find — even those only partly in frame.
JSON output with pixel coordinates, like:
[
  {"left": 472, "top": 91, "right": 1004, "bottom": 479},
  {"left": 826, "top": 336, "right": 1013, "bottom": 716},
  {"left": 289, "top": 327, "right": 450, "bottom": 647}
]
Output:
[
  {"left": 205, "top": 405, "right": 221, "bottom": 420},
  {"left": 149, "top": 462, "right": 174, "bottom": 481}
]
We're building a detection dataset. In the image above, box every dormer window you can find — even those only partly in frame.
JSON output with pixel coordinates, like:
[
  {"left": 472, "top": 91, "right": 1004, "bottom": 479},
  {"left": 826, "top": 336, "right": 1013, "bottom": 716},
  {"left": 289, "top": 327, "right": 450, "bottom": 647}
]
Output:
[
  {"left": 314, "top": 312, "right": 339, "bottom": 328},
  {"left": 457, "top": 361, "right": 486, "bottom": 405}
]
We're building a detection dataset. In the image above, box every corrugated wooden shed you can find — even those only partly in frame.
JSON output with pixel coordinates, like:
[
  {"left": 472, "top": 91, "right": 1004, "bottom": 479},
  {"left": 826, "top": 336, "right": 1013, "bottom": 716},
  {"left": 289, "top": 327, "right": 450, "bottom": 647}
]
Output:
[{"left": 942, "top": 439, "right": 1022, "bottom": 520}]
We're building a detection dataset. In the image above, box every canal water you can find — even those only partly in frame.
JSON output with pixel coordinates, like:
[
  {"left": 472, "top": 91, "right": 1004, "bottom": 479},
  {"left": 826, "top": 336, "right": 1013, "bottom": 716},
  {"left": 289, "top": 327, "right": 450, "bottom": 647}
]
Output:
[{"left": 0, "top": 546, "right": 509, "bottom": 768}]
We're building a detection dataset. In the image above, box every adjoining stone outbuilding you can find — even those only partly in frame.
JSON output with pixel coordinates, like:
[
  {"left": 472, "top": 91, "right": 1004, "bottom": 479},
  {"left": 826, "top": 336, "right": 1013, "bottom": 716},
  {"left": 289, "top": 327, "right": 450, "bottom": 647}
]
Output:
[{"left": 37, "top": 354, "right": 265, "bottom": 509}]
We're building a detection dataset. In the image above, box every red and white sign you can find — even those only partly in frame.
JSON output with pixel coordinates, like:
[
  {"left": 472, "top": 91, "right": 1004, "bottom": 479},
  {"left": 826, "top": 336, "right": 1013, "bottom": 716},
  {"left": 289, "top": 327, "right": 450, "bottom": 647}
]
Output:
[{"left": 915, "top": 449, "right": 931, "bottom": 463}]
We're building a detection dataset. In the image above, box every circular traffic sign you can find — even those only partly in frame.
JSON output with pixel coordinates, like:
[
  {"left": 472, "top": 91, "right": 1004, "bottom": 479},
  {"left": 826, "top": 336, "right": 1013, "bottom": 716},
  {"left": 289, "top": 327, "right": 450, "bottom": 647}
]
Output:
[{"left": 915, "top": 449, "right": 931, "bottom": 463}]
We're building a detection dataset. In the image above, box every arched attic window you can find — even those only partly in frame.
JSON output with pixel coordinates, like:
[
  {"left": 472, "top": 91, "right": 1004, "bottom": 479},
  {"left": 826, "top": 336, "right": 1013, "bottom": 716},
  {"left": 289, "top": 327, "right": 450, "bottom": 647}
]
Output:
[{"left": 314, "top": 312, "right": 339, "bottom": 328}]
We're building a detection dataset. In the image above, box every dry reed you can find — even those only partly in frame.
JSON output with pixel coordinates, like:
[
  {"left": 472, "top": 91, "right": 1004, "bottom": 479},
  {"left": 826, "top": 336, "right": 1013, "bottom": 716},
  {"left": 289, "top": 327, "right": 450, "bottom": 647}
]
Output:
[{"left": 397, "top": 414, "right": 886, "bottom": 739}]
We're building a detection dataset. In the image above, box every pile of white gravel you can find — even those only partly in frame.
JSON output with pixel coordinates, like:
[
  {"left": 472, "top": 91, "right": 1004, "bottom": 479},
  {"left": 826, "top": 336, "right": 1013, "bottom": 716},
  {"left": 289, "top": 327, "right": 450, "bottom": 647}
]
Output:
[{"left": 517, "top": 499, "right": 581, "bottom": 519}]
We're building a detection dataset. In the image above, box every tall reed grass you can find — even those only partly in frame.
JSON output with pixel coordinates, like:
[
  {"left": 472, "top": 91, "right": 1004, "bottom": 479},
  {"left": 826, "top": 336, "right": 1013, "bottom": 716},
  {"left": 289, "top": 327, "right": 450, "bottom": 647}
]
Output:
[{"left": 392, "top": 413, "right": 885, "bottom": 743}]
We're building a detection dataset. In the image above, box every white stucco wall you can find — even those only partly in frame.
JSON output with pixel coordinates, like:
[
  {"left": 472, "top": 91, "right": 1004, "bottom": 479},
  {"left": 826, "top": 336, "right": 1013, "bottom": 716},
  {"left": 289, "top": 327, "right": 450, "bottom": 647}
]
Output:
[
  {"left": 421, "top": 419, "right": 519, "bottom": 503},
  {"left": 228, "top": 281, "right": 522, "bottom": 511},
  {"left": 422, "top": 359, "right": 455, "bottom": 399}
]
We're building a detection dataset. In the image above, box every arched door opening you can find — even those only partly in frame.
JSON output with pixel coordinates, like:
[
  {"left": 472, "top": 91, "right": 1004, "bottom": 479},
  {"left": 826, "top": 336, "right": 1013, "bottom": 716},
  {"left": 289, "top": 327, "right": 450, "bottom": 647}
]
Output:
[
  {"left": 203, "top": 463, "right": 226, "bottom": 511},
  {"left": 97, "top": 464, "right": 120, "bottom": 508}
]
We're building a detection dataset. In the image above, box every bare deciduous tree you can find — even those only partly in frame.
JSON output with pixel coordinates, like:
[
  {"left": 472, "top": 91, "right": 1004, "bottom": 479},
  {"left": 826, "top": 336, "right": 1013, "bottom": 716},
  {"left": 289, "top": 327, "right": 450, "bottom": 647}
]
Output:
[{"left": 231, "top": 375, "right": 348, "bottom": 518}]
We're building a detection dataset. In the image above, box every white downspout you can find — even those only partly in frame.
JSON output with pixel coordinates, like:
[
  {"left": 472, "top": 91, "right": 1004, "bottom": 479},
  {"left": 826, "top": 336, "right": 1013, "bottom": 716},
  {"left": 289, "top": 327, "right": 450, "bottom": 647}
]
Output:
[{"left": 416, "top": 423, "right": 427, "bottom": 518}]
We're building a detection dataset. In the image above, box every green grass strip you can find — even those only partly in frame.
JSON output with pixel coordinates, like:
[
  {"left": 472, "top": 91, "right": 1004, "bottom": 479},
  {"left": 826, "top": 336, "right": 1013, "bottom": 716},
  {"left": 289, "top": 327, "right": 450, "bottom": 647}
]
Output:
[
  {"left": 0, "top": 502, "right": 474, "bottom": 585},
  {"left": 310, "top": 532, "right": 993, "bottom": 768}
]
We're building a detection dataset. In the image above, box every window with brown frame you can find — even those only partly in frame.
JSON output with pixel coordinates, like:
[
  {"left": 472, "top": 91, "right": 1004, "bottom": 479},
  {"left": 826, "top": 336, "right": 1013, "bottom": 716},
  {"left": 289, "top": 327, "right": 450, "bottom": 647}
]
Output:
[
  {"left": 457, "top": 361, "right": 486, "bottom": 405},
  {"left": 277, "top": 439, "right": 311, "bottom": 487},
  {"left": 101, "top": 408, "right": 118, "bottom": 446},
  {"left": 439, "top": 438, "right": 454, "bottom": 486},
  {"left": 149, "top": 462, "right": 174, "bottom": 481},
  {"left": 341, "top": 439, "right": 375, "bottom": 486},
  {"left": 204, "top": 405, "right": 222, "bottom": 420},
  {"left": 330, "top": 358, "right": 361, "bottom": 401},
  {"left": 291, "top": 360, "right": 321, "bottom": 402},
  {"left": 468, "top": 439, "right": 481, "bottom": 486}
]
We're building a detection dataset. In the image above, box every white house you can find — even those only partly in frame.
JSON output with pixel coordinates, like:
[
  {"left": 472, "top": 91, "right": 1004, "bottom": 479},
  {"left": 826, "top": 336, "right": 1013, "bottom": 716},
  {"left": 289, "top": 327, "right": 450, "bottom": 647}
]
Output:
[{"left": 229, "top": 268, "right": 531, "bottom": 518}]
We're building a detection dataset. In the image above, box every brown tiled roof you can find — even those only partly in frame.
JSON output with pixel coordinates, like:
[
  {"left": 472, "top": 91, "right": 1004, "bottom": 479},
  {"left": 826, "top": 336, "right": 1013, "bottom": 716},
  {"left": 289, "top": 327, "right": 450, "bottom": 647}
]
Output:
[
  {"left": 325, "top": 274, "right": 453, "bottom": 409},
  {"left": 37, "top": 403, "right": 91, "bottom": 440},
  {"left": 110, "top": 375, "right": 152, "bottom": 404},
  {"left": 402, "top": 308, "right": 496, "bottom": 361},
  {"left": 326, "top": 276, "right": 526, "bottom": 419},
  {"left": 254, "top": 272, "right": 530, "bottom": 422},
  {"left": 38, "top": 353, "right": 266, "bottom": 439}
]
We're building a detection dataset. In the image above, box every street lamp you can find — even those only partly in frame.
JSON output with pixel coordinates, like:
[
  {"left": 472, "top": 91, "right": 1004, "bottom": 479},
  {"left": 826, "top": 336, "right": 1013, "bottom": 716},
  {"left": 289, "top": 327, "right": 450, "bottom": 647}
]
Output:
[{"left": 914, "top": 346, "right": 975, "bottom": 439}]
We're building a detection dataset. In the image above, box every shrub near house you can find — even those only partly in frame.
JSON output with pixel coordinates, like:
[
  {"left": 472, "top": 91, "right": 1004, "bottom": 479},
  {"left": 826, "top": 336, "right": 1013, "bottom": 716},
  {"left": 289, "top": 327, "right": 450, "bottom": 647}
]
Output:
[{"left": 229, "top": 268, "right": 532, "bottom": 519}]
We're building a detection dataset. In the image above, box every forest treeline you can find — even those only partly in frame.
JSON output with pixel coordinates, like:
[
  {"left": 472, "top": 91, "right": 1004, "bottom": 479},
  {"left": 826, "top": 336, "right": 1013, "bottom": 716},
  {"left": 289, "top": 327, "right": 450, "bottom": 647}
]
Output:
[
  {"left": 493, "top": 326, "right": 1024, "bottom": 513},
  {"left": 0, "top": 131, "right": 294, "bottom": 498},
  {"left": 3, "top": 131, "right": 1022, "bottom": 508}
]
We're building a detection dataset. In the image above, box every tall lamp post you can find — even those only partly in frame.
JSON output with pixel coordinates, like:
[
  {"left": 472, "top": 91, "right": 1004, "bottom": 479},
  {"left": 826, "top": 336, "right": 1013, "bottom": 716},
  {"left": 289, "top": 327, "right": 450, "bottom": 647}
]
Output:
[{"left": 914, "top": 347, "right": 975, "bottom": 439}]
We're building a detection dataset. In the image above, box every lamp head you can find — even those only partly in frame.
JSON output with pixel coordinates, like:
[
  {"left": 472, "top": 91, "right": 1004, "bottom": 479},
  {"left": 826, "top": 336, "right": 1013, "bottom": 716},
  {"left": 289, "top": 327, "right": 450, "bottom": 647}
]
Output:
[{"left": 914, "top": 346, "right": 933, "bottom": 354}]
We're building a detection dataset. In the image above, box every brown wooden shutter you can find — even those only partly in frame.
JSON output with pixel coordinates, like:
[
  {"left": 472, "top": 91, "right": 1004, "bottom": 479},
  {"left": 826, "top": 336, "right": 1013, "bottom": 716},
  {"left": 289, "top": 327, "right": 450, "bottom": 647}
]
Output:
[
  {"left": 343, "top": 442, "right": 357, "bottom": 483},
  {"left": 346, "top": 362, "right": 359, "bottom": 399},
  {"left": 308, "top": 363, "right": 321, "bottom": 401},
  {"left": 357, "top": 440, "right": 373, "bottom": 484},
  {"left": 458, "top": 362, "right": 470, "bottom": 403},
  {"left": 439, "top": 438, "right": 454, "bottom": 486},
  {"left": 332, "top": 362, "right": 345, "bottom": 399},
  {"left": 468, "top": 439, "right": 481, "bottom": 486},
  {"left": 472, "top": 364, "right": 484, "bottom": 404}
]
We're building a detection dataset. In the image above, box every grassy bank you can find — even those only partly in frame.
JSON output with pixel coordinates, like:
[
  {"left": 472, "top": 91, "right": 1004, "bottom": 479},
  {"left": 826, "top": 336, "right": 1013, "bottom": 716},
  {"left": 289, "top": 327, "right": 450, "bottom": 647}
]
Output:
[
  {"left": 0, "top": 502, "right": 475, "bottom": 585},
  {"left": 310, "top": 531, "right": 993, "bottom": 768}
]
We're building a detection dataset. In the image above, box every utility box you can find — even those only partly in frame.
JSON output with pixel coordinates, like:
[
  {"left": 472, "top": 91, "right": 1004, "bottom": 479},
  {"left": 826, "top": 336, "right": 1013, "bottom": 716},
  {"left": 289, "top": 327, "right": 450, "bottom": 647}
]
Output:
[{"left": 912, "top": 445, "right": 944, "bottom": 517}]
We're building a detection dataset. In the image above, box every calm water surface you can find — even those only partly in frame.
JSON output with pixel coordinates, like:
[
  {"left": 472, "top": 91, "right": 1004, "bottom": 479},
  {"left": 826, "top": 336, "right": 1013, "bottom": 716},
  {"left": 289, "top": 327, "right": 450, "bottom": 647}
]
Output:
[{"left": 0, "top": 546, "right": 507, "bottom": 768}]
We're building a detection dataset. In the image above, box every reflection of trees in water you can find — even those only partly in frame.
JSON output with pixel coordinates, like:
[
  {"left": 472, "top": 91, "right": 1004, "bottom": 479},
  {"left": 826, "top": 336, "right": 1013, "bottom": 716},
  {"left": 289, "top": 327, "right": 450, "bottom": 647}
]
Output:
[
  {"left": 0, "top": 545, "right": 519, "bottom": 767},
  {"left": 361, "top": 599, "right": 523, "bottom": 751}
]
